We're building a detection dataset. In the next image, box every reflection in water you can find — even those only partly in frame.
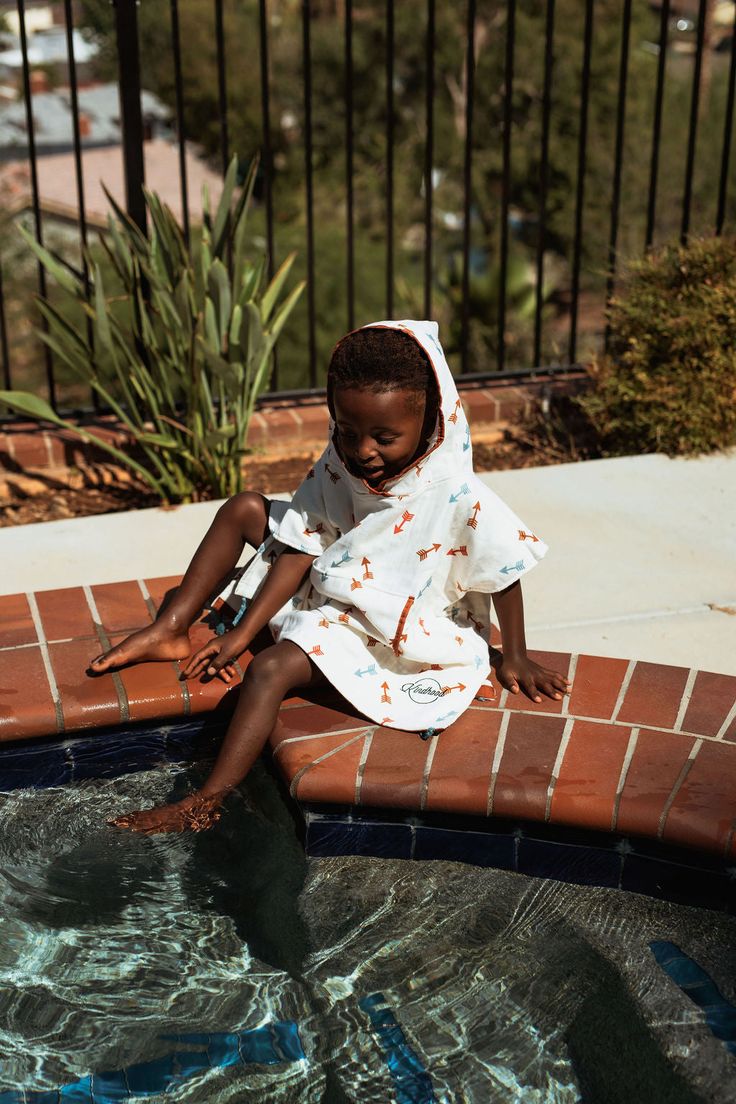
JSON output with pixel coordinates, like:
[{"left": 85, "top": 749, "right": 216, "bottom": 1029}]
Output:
[{"left": 0, "top": 761, "right": 733, "bottom": 1102}]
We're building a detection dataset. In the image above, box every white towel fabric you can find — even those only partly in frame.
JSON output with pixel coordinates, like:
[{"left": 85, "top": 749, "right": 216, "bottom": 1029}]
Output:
[{"left": 219, "top": 319, "right": 547, "bottom": 732}]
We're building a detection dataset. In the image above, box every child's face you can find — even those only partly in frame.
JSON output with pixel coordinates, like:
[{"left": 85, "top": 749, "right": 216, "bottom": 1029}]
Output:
[{"left": 332, "top": 387, "right": 429, "bottom": 486}]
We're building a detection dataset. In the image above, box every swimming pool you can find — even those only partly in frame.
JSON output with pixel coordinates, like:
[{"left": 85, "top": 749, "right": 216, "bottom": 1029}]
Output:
[{"left": 0, "top": 724, "right": 734, "bottom": 1103}]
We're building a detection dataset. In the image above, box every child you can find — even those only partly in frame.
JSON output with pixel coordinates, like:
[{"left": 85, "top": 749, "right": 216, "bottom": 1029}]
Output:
[{"left": 91, "top": 320, "right": 569, "bottom": 833}]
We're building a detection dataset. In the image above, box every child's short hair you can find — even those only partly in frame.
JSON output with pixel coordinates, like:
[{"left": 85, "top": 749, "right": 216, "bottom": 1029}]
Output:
[{"left": 328, "top": 327, "right": 439, "bottom": 414}]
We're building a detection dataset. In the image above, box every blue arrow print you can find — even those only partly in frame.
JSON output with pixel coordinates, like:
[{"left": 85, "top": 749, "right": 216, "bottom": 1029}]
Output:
[
  {"left": 463, "top": 425, "right": 470, "bottom": 452},
  {"left": 0, "top": 1022, "right": 306, "bottom": 1103},
  {"left": 331, "top": 551, "right": 352, "bottom": 567},
  {"left": 448, "top": 483, "right": 470, "bottom": 504},
  {"left": 417, "top": 576, "right": 433, "bottom": 598},
  {"left": 359, "top": 993, "right": 436, "bottom": 1104},
  {"left": 500, "top": 559, "right": 525, "bottom": 576},
  {"left": 355, "top": 665, "right": 377, "bottom": 678}
]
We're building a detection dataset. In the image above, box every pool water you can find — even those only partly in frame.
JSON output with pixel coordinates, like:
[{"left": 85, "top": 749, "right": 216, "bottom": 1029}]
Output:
[{"left": 0, "top": 758, "right": 734, "bottom": 1103}]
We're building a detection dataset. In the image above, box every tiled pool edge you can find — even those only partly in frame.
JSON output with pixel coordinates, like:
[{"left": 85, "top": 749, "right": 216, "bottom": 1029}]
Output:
[{"left": 2, "top": 576, "right": 736, "bottom": 865}]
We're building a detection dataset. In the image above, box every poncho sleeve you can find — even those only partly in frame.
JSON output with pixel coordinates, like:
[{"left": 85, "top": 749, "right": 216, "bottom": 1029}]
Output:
[
  {"left": 268, "top": 450, "right": 341, "bottom": 556},
  {"left": 462, "top": 482, "right": 548, "bottom": 594}
]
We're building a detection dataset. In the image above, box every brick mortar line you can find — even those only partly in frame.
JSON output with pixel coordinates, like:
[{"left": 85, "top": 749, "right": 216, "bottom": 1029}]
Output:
[
  {"left": 83, "top": 585, "right": 130, "bottom": 724},
  {"left": 544, "top": 717, "right": 575, "bottom": 822},
  {"left": 287, "top": 729, "right": 368, "bottom": 800},
  {"left": 25, "top": 591, "right": 64, "bottom": 734},
  {"left": 486, "top": 710, "right": 512, "bottom": 816},
  {"left": 611, "top": 727, "right": 639, "bottom": 832},
  {"left": 273, "top": 723, "right": 375, "bottom": 752},
  {"left": 610, "top": 659, "right": 636, "bottom": 722},
  {"left": 716, "top": 700, "right": 736, "bottom": 741},
  {"left": 673, "top": 667, "right": 698, "bottom": 732},
  {"left": 419, "top": 731, "right": 441, "bottom": 812},
  {"left": 559, "top": 654, "right": 578, "bottom": 716},
  {"left": 137, "top": 578, "right": 191, "bottom": 717},
  {"left": 354, "top": 727, "right": 376, "bottom": 805},
  {"left": 467, "top": 704, "right": 733, "bottom": 746},
  {"left": 657, "top": 739, "right": 703, "bottom": 840}
]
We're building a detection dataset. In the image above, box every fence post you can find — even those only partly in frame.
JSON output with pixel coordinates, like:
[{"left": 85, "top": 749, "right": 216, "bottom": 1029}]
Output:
[{"left": 113, "top": 0, "right": 147, "bottom": 234}]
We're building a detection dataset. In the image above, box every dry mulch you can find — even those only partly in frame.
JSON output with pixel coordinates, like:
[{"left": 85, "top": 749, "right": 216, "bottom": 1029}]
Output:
[{"left": 0, "top": 416, "right": 589, "bottom": 528}]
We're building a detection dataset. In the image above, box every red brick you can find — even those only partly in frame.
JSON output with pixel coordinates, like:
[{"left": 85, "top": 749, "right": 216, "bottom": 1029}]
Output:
[
  {"left": 143, "top": 576, "right": 184, "bottom": 613},
  {"left": 0, "top": 593, "right": 38, "bottom": 647},
  {"left": 6, "top": 431, "right": 49, "bottom": 468},
  {"left": 271, "top": 701, "right": 365, "bottom": 746},
  {"left": 107, "top": 633, "right": 188, "bottom": 723},
  {"left": 48, "top": 638, "right": 124, "bottom": 729},
  {"left": 359, "top": 725, "right": 431, "bottom": 809},
  {"left": 549, "top": 720, "right": 631, "bottom": 832},
  {"left": 662, "top": 740, "right": 736, "bottom": 855},
  {"left": 90, "top": 581, "right": 153, "bottom": 635},
  {"left": 681, "top": 670, "right": 736, "bottom": 740},
  {"left": 35, "top": 586, "right": 96, "bottom": 641},
  {"left": 503, "top": 649, "right": 570, "bottom": 714},
  {"left": 0, "top": 645, "right": 59, "bottom": 740},
  {"left": 567, "top": 655, "right": 630, "bottom": 721},
  {"left": 491, "top": 712, "right": 567, "bottom": 821},
  {"left": 615, "top": 728, "right": 695, "bottom": 838},
  {"left": 276, "top": 727, "right": 368, "bottom": 804},
  {"left": 260, "top": 408, "right": 301, "bottom": 440},
  {"left": 616, "top": 661, "right": 690, "bottom": 731},
  {"left": 460, "top": 389, "right": 496, "bottom": 424},
  {"left": 424, "top": 708, "right": 502, "bottom": 816},
  {"left": 294, "top": 404, "right": 330, "bottom": 441}
]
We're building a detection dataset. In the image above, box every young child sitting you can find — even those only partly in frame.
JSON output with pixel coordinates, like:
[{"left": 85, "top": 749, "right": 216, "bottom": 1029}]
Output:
[{"left": 91, "top": 320, "right": 569, "bottom": 833}]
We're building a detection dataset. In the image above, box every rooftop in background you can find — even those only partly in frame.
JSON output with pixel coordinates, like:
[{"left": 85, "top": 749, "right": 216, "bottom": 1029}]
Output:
[
  {"left": 0, "top": 137, "right": 225, "bottom": 227},
  {"left": 0, "top": 81, "right": 169, "bottom": 159}
]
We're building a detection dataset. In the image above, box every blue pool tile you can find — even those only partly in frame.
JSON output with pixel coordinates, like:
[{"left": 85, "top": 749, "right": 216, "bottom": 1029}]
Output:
[
  {"left": 412, "top": 826, "right": 516, "bottom": 869},
  {"left": 307, "top": 817, "right": 413, "bottom": 860},
  {"left": 68, "top": 731, "right": 168, "bottom": 783},
  {"left": 621, "top": 854, "right": 732, "bottom": 910},
  {"left": 651, "top": 941, "right": 736, "bottom": 1055},
  {"left": 0, "top": 742, "right": 70, "bottom": 792},
  {"left": 517, "top": 838, "right": 621, "bottom": 888}
]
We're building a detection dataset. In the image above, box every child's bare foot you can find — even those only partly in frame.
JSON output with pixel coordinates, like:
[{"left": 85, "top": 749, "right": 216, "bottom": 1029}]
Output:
[
  {"left": 89, "top": 622, "right": 191, "bottom": 674},
  {"left": 109, "top": 791, "right": 225, "bottom": 834}
]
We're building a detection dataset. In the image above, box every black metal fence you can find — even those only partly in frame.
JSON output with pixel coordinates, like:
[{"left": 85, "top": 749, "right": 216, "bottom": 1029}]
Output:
[{"left": 1, "top": 0, "right": 735, "bottom": 412}]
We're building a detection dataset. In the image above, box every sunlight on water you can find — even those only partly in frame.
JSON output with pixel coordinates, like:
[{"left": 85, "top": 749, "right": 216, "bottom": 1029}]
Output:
[{"left": 0, "top": 761, "right": 734, "bottom": 1103}]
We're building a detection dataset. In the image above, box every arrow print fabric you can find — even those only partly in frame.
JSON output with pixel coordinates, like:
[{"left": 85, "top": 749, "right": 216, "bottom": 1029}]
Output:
[{"left": 218, "top": 320, "right": 547, "bottom": 732}]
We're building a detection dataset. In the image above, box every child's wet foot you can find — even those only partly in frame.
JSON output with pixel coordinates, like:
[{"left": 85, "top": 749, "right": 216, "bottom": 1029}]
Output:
[
  {"left": 109, "top": 792, "right": 224, "bottom": 834},
  {"left": 89, "top": 623, "right": 191, "bottom": 674}
]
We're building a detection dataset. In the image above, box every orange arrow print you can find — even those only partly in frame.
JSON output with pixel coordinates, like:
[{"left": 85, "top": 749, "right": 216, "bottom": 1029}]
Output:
[
  {"left": 338, "top": 606, "right": 354, "bottom": 624},
  {"left": 308, "top": 645, "right": 323, "bottom": 657},
  {"left": 380, "top": 681, "right": 391, "bottom": 704},
  {"left": 306, "top": 467, "right": 315, "bottom": 479},
  {"left": 324, "top": 463, "right": 341, "bottom": 483},
  {"left": 304, "top": 522, "right": 324, "bottom": 536},
  {"left": 518, "top": 529, "right": 539, "bottom": 542},
  {"left": 466, "top": 611, "right": 485, "bottom": 632},
  {"left": 441, "top": 682, "right": 466, "bottom": 694},
  {"left": 447, "top": 545, "right": 468, "bottom": 556},
  {"left": 366, "top": 636, "right": 378, "bottom": 647},
  {"left": 448, "top": 398, "right": 462, "bottom": 424},
  {"left": 318, "top": 617, "right": 330, "bottom": 628},
  {"left": 416, "top": 543, "right": 441, "bottom": 561},
  {"left": 467, "top": 501, "right": 481, "bottom": 530},
  {"left": 350, "top": 578, "right": 363, "bottom": 591},
  {"left": 381, "top": 716, "right": 394, "bottom": 725},
  {"left": 393, "top": 509, "right": 415, "bottom": 535},
  {"left": 455, "top": 635, "right": 464, "bottom": 646},
  {"left": 418, "top": 618, "right": 431, "bottom": 636},
  {"left": 361, "top": 556, "right": 374, "bottom": 580},
  {"left": 390, "top": 596, "right": 414, "bottom": 656}
]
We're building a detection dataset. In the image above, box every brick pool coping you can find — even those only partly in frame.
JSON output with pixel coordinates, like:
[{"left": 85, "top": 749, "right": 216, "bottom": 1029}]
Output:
[
  {"left": 2, "top": 574, "right": 735, "bottom": 860},
  {"left": 0, "top": 373, "right": 583, "bottom": 472}
]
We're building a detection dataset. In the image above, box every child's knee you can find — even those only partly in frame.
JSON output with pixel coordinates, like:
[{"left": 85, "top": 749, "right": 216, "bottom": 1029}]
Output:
[
  {"left": 244, "top": 641, "right": 311, "bottom": 693},
  {"left": 218, "top": 491, "right": 269, "bottom": 533}
]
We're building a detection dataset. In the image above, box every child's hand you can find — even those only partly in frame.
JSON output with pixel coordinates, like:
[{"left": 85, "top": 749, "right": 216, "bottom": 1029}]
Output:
[
  {"left": 492, "top": 652, "right": 570, "bottom": 704},
  {"left": 181, "top": 628, "right": 248, "bottom": 682}
]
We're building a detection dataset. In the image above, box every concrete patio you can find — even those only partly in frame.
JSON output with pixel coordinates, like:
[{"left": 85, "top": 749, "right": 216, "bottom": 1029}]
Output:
[{"left": 1, "top": 451, "right": 734, "bottom": 677}]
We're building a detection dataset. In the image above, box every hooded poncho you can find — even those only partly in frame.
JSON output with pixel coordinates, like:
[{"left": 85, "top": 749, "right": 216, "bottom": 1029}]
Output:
[{"left": 220, "top": 320, "right": 547, "bottom": 732}]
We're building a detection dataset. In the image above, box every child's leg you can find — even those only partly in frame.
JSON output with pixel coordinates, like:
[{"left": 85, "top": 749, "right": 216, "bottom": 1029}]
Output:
[
  {"left": 90, "top": 492, "right": 271, "bottom": 673},
  {"left": 112, "top": 641, "right": 319, "bottom": 833}
]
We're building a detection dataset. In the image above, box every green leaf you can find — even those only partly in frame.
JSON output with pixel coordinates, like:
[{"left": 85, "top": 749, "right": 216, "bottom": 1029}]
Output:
[
  {"left": 208, "top": 258, "right": 232, "bottom": 347},
  {"left": 260, "top": 252, "right": 297, "bottom": 324},
  {"left": 17, "top": 225, "right": 81, "bottom": 296}
]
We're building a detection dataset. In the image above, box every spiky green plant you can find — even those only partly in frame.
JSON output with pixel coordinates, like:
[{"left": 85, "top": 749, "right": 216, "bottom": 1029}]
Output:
[{"left": 0, "top": 156, "right": 304, "bottom": 502}]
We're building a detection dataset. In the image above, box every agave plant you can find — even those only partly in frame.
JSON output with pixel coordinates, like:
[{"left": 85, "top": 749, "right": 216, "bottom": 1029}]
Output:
[{"left": 0, "top": 156, "right": 304, "bottom": 502}]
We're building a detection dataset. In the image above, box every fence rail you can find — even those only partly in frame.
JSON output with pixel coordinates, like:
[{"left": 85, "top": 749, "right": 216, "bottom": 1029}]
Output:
[{"left": 0, "top": 0, "right": 735, "bottom": 415}]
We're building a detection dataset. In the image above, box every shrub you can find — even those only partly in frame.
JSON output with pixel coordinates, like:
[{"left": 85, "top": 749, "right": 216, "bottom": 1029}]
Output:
[
  {"left": 0, "top": 156, "right": 304, "bottom": 502},
  {"left": 581, "top": 237, "right": 736, "bottom": 457}
]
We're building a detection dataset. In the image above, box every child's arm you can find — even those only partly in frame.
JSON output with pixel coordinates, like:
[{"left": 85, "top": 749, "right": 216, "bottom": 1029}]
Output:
[
  {"left": 181, "top": 547, "right": 315, "bottom": 681},
  {"left": 491, "top": 580, "right": 570, "bottom": 702}
]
